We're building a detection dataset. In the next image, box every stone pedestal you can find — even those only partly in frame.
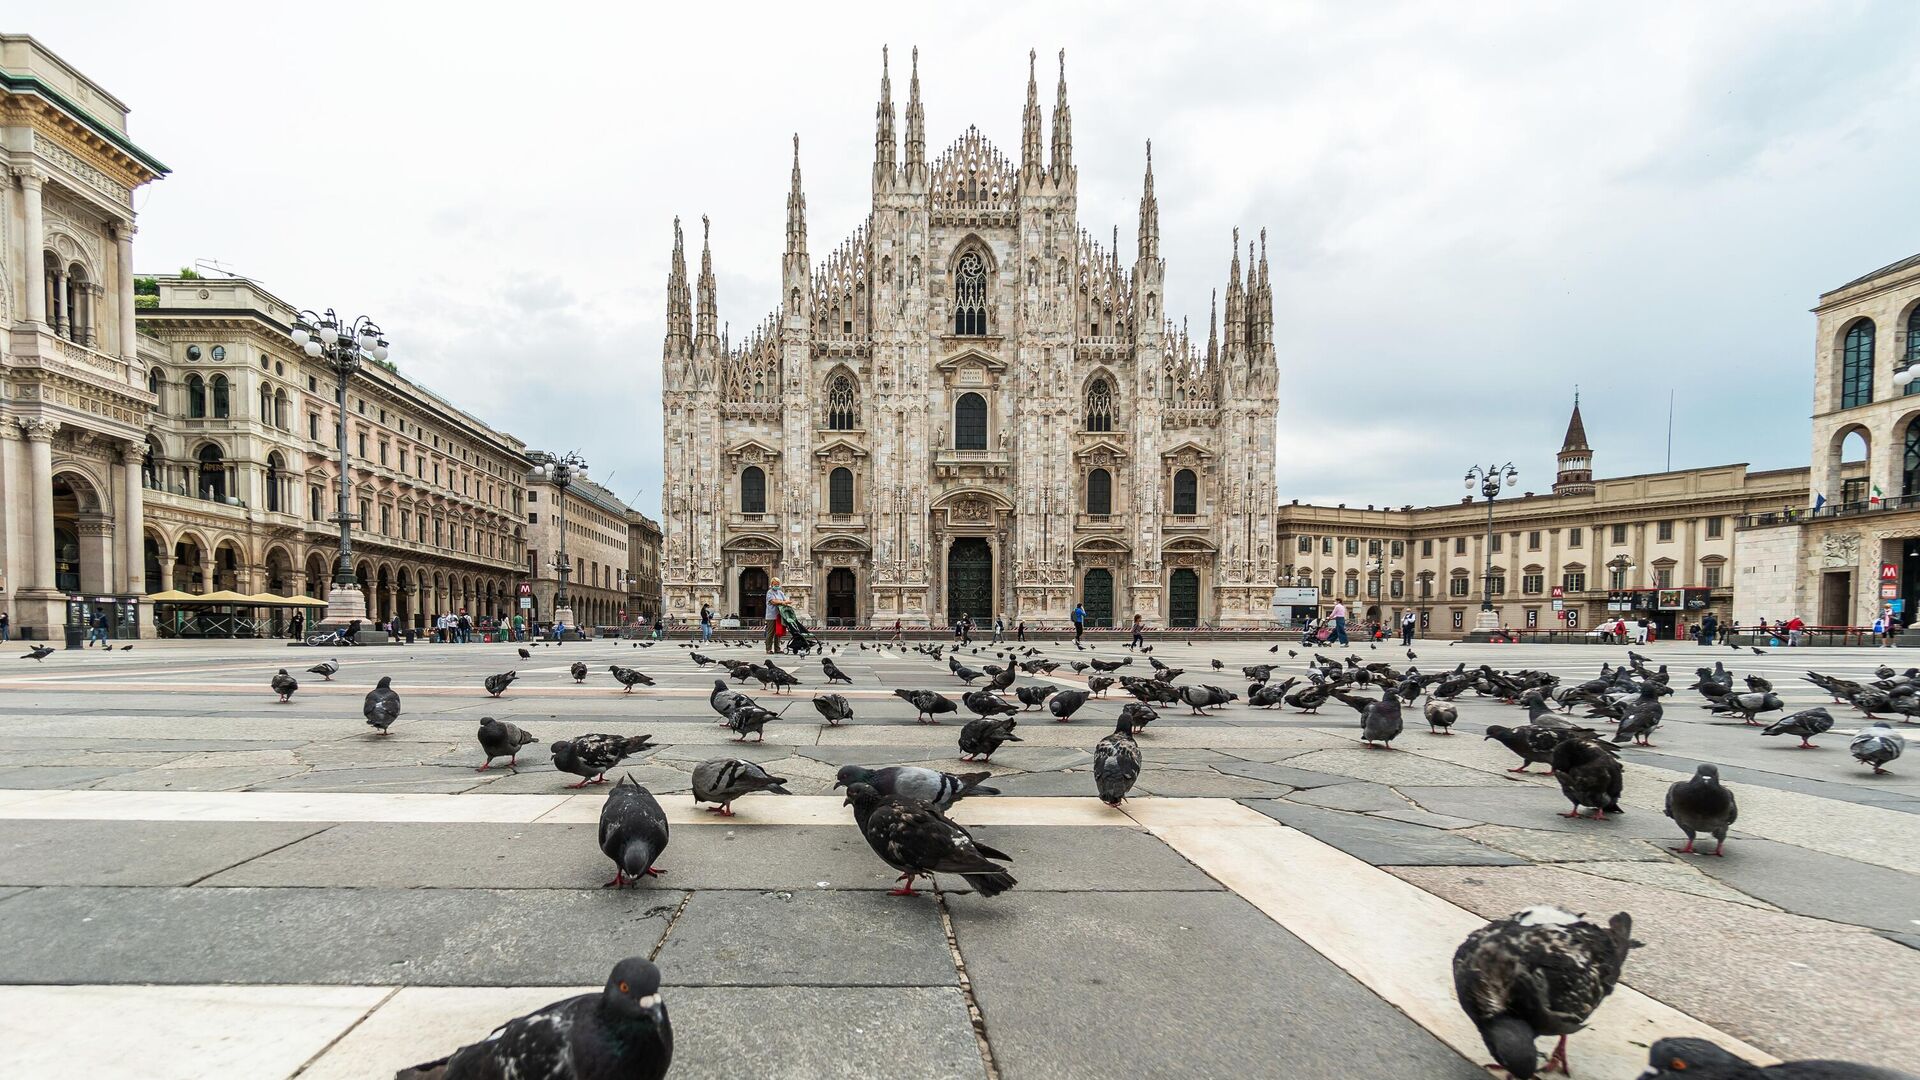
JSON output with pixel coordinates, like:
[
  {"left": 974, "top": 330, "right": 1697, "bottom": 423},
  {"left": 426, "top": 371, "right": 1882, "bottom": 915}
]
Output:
[
  {"left": 1461, "top": 607, "right": 1506, "bottom": 643},
  {"left": 317, "top": 584, "right": 387, "bottom": 643}
]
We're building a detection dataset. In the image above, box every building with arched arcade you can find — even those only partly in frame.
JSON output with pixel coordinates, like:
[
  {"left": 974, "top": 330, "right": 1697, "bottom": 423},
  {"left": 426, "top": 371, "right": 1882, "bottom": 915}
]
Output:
[{"left": 661, "top": 49, "right": 1280, "bottom": 629}]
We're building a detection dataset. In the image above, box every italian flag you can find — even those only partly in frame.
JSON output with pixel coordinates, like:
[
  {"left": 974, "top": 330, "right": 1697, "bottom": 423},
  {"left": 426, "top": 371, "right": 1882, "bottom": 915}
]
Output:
[{"left": 1872, "top": 485, "right": 1884, "bottom": 505}]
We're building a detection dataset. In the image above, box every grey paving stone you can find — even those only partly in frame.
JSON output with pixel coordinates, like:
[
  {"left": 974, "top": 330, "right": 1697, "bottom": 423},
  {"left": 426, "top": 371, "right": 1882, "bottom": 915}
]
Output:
[
  {"left": 1211, "top": 758, "right": 1352, "bottom": 788},
  {"left": 0, "top": 886, "right": 31, "bottom": 905},
  {"left": 0, "top": 820, "right": 330, "bottom": 887},
  {"left": 1368, "top": 807, "right": 1482, "bottom": 830},
  {"left": 976, "top": 747, "right": 1094, "bottom": 772},
  {"left": 670, "top": 986, "right": 986, "bottom": 1079},
  {"left": 1133, "top": 772, "right": 1292, "bottom": 798},
  {"left": 954, "top": 826, "right": 1220, "bottom": 892},
  {"left": 950, "top": 890, "right": 1483, "bottom": 1080},
  {"left": 247, "top": 765, "right": 493, "bottom": 793},
  {"left": 1240, "top": 801, "right": 1526, "bottom": 866},
  {"left": 656, "top": 890, "right": 955, "bottom": 987},
  {"left": 0, "top": 765, "right": 123, "bottom": 788},
  {"left": 969, "top": 772, "right": 1097, "bottom": 797},
  {"left": 91, "top": 765, "right": 311, "bottom": 791},
  {"left": 1684, "top": 837, "right": 1920, "bottom": 934},
  {"left": 1878, "top": 930, "right": 1920, "bottom": 952},
  {"left": 1397, "top": 784, "right": 1683, "bottom": 839},
  {"left": 0, "top": 886, "right": 682, "bottom": 985},
  {"left": 1289, "top": 781, "right": 1409, "bottom": 813},
  {"left": 1460, "top": 824, "right": 1668, "bottom": 863}
]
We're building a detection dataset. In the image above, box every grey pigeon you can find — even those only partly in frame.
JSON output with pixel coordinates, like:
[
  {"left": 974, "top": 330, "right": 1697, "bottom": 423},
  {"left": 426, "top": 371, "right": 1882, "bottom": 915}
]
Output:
[
  {"left": 1014, "top": 684, "right": 1056, "bottom": 711},
  {"left": 842, "top": 782, "right": 1015, "bottom": 897},
  {"left": 1761, "top": 707, "right": 1834, "bottom": 749},
  {"left": 1850, "top": 722, "right": 1904, "bottom": 775},
  {"left": 812, "top": 692, "right": 853, "bottom": 726},
  {"left": 691, "top": 757, "right": 791, "bottom": 814},
  {"left": 484, "top": 670, "right": 517, "bottom": 697},
  {"left": 271, "top": 668, "right": 298, "bottom": 702},
  {"left": 307, "top": 658, "right": 339, "bottom": 680},
  {"left": 1093, "top": 714, "right": 1142, "bottom": 806},
  {"left": 1553, "top": 736, "right": 1625, "bottom": 819},
  {"left": 1088, "top": 674, "right": 1116, "bottom": 697},
  {"left": 1453, "top": 905, "right": 1636, "bottom": 1078},
  {"left": 517, "top": 647, "right": 532, "bottom": 660},
  {"left": 476, "top": 716, "right": 537, "bottom": 770},
  {"left": 21, "top": 645, "right": 55, "bottom": 662},
  {"left": 962, "top": 688, "right": 1019, "bottom": 719},
  {"left": 1665, "top": 763, "right": 1737, "bottom": 856},
  {"left": 1424, "top": 698, "right": 1458, "bottom": 735},
  {"left": 951, "top": 663, "right": 984, "bottom": 685},
  {"left": 1118, "top": 701, "right": 1158, "bottom": 734},
  {"left": 724, "top": 700, "right": 780, "bottom": 742},
  {"left": 1640, "top": 1037, "right": 1919, "bottom": 1079},
  {"left": 552, "top": 734, "right": 655, "bottom": 787},
  {"left": 1610, "top": 687, "right": 1664, "bottom": 747},
  {"left": 822, "top": 657, "right": 853, "bottom": 684},
  {"left": 958, "top": 718, "right": 1021, "bottom": 761},
  {"left": 362, "top": 676, "right": 401, "bottom": 735},
  {"left": 609, "top": 665, "right": 654, "bottom": 693},
  {"left": 1176, "top": 683, "right": 1216, "bottom": 716},
  {"left": 709, "top": 678, "right": 748, "bottom": 719},
  {"left": 835, "top": 764, "right": 998, "bottom": 810},
  {"left": 395, "top": 956, "right": 670, "bottom": 1079},
  {"left": 598, "top": 774, "right": 669, "bottom": 887},
  {"left": 1048, "top": 688, "right": 1091, "bottom": 723},
  {"left": 893, "top": 688, "right": 958, "bottom": 724},
  {"left": 570, "top": 661, "right": 588, "bottom": 682}
]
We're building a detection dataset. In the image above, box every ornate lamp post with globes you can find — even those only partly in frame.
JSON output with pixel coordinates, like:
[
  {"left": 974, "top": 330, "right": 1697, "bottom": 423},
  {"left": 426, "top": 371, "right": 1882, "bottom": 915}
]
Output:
[
  {"left": 291, "top": 309, "right": 388, "bottom": 641},
  {"left": 1463, "top": 461, "right": 1518, "bottom": 640},
  {"left": 528, "top": 450, "right": 586, "bottom": 638}
]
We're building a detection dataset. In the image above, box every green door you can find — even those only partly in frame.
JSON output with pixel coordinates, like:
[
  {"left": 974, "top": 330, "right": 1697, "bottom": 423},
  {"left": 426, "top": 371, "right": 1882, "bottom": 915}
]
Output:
[
  {"left": 1169, "top": 568, "right": 1201, "bottom": 628},
  {"left": 946, "top": 539, "right": 993, "bottom": 625},
  {"left": 1083, "top": 568, "right": 1114, "bottom": 628}
]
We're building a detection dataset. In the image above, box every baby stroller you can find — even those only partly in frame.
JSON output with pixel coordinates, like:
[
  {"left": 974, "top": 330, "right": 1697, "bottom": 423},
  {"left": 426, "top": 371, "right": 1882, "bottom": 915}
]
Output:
[
  {"left": 1300, "top": 619, "right": 1332, "bottom": 645},
  {"left": 774, "top": 603, "right": 818, "bottom": 655}
]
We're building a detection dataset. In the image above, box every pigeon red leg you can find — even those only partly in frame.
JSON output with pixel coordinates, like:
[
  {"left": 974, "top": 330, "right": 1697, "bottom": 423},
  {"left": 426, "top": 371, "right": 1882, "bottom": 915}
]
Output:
[
  {"left": 888, "top": 872, "right": 919, "bottom": 897},
  {"left": 1559, "top": 809, "right": 1586, "bottom": 818},
  {"left": 1508, "top": 765, "right": 1532, "bottom": 773},
  {"left": 1669, "top": 838, "right": 1696, "bottom": 854},
  {"left": 476, "top": 761, "right": 492, "bottom": 772},
  {"left": 565, "top": 778, "right": 592, "bottom": 789},
  {"left": 603, "top": 870, "right": 629, "bottom": 888},
  {"left": 645, "top": 866, "right": 665, "bottom": 876},
  {"left": 1544, "top": 1035, "right": 1570, "bottom": 1075}
]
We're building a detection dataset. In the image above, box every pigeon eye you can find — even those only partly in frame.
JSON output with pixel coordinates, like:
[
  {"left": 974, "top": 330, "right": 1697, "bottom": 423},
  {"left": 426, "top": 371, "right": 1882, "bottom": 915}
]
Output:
[
  {"left": 618, "top": 981, "right": 630, "bottom": 993},
  {"left": 1669, "top": 1061, "right": 1687, "bottom": 1071}
]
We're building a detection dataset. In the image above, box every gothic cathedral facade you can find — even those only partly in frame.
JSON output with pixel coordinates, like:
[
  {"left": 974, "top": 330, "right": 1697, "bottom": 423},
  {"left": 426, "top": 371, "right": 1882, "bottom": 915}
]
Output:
[{"left": 661, "top": 50, "right": 1280, "bottom": 629}]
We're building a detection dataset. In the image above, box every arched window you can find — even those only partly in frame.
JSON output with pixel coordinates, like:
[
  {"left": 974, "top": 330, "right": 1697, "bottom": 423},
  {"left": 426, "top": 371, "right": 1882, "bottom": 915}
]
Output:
[
  {"left": 141, "top": 438, "right": 162, "bottom": 490},
  {"left": 211, "top": 375, "right": 231, "bottom": 418},
  {"left": 1173, "top": 468, "right": 1198, "bottom": 515},
  {"left": 147, "top": 366, "right": 163, "bottom": 400},
  {"left": 197, "top": 444, "right": 227, "bottom": 502},
  {"left": 275, "top": 389, "right": 290, "bottom": 429},
  {"left": 260, "top": 383, "right": 274, "bottom": 422},
  {"left": 1085, "top": 376, "right": 1114, "bottom": 432},
  {"left": 310, "top": 486, "right": 323, "bottom": 520},
  {"left": 1907, "top": 307, "right": 1920, "bottom": 397},
  {"left": 827, "top": 374, "right": 858, "bottom": 429},
  {"left": 955, "top": 392, "right": 988, "bottom": 450},
  {"left": 186, "top": 374, "right": 207, "bottom": 418},
  {"left": 953, "top": 251, "right": 987, "bottom": 336},
  {"left": 740, "top": 466, "right": 766, "bottom": 513},
  {"left": 266, "top": 452, "right": 284, "bottom": 512},
  {"left": 1842, "top": 320, "right": 1875, "bottom": 409},
  {"left": 829, "top": 467, "right": 854, "bottom": 514},
  {"left": 1087, "top": 468, "right": 1112, "bottom": 515}
]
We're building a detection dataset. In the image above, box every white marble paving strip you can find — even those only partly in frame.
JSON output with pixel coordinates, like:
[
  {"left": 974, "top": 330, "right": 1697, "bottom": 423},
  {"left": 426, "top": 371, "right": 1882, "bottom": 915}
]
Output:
[{"left": 1147, "top": 820, "right": 1780, "bottom": 1078}]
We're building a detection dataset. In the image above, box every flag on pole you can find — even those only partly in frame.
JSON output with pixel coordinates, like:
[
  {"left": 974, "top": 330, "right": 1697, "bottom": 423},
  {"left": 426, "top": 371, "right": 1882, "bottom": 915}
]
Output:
[
  {"left": 1872, "top": 485, "right": 1884, "bottom": 505},
  {"left": 1813, "top": 493, "right": 1827, "bottom": 511}
]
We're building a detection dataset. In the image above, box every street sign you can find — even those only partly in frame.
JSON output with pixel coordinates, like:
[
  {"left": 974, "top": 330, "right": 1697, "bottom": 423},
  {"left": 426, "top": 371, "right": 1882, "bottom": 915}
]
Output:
[
  {"left": 1270, "top": 587, "right": 1319, "bottom": 606},
  {"left": 518, "top": 582, "right": 533, "bottom": 596},
  {"left": 1883, "top": 563, "right": 1900, "bottom": 582},
  {"left": 519, "top": 597, "right": 533, "bottom": 609},
  {"left": 1550, "top": 586, "right": 1564, "bottom": 599},
  {"left": 1551, "top": 599, "right": 1564, "bottom": 611},
  {"left": 1893, "top": 599, "right": 1906, "bottom": 615},
  {"left": 1882, "top": 583, "right": 1900, "bottom": 600}
]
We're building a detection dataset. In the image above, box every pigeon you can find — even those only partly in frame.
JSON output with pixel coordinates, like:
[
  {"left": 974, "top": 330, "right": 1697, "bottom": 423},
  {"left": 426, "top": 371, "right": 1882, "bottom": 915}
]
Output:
[
  {"left": 1118, "top": 701, "right": 1158, "bottom": 734},
  {"left": 1664, "top": 763, "right": 1737, "bottom": 856},
  {"left": 1014, "top": 684, "right": 1056, "bottom": 711},
  {"left": 1710, "top": 691, "right": 1784, "bottom": 726},
  {"left": 1424, "top": 698, "right": 1458, "bottom": 735},
  {"left": 395, "top": 956, "right": 671, "bottom": 1080},
  {"left": 689, "top": 651, "right": 717, "bottom": 666},
  {"left": 570, "top": 661, "right": 589, "bottom": 682},
  {"left": 750, "top": 662, "right": 800, "bottom": 694},
  {"left": 691, "top": 757, "right": 790, "bottom": 815},
  {"left": 552, "top": 734, "right": 655, "bottom": 787},
  {"left": 709, "top": 678, "right": 748, "bottom": 719},
  {"left": 951, "top": 663, "right": 985, "bottom": 686},
  {"left": 270, "top": 668, "right": 298, "bottom": 702},
  {"left": 1610, "top": 688, "right": 1665, "bottom": 747},
  {"left": 1088, "top": 674, "right": 1116, "bottom": 697},
  {"left": 517, "top": 647, "right": 532, "bottom": 661},
  {"left": 822, "top": 657, "right": 853, "bottom": 684},
  {"left": 119, "top": 644, "right": 133, "bottom": 650},
  {"left": 609, "top": 665, "right": 654, "bottom": 693},
  {"left": 835, "top": 764, "right": 999, "bottom": 811},
  {"left": 1453, "top": 905, "right": 1637, "bottom": 1079},
  {"left": 958, "top": 718, "right": 1021, "bottom": 761},
  {"left": 1048, "top": 688, "right": 1091, "bottom": 723},
  {"left": 1761, "top": 707, "right": 1834, "bottom": 749},
  {"left": 1211, "top": 658, "right": 1224, "bottom": 671},
  {"left": 1270, "top": 644, "right": 1280, "bottom": 653},
  {"left": 1485, "top": 724, "right": 1571, "bottom": 773},
  {"left": 1357, "top": 691, "right": 1404, "bottom": 749},
  {"left": 476, "top": 717, "right": 538, "bottom": 770},
  {"left": 20, "top": 645, "right": 54, "bottom": 661},
  {"left": 1552, "top": 736, "right": 1626, "bottom": 819},
  {"left": 1242, "top": 664, "right": 1275, "bottom": 683},
  {"left": 812, "top": 692, "right": 854, "bottom": 726},
  {"left": 598, "top": 774, "right": 669, "bottom": 887},
  {"left": 893, "top": 688, "right": 959, "bottom": 724},
  {"left": 484, "top": 670, "right": 518, "bottom": 697},
  {"left": 724, "top": 700, "right": 781, "bottom": 742},
  {"left": 307, "top": 658, "right": 339, "bottom": 680},
  {"left": 963, "top": 688, "right": 1019, "bottom": 719},
  {"left": 1093, "top": 714, "right": 1142, "bottom": 806},
  {"left": 1639, "top": 1037, "right": 1919, "bottom": 1079},
  {"left": 842, "top": 782, "right": 1015, "bottom": 897},
  {"left": 1175, "top": 683, "right": 1217, "bottom": 716},
  {"left": 362, "top": 676, "right": 401, "bottom": 735},
  {"left": 1850, "top": 722, "right": 1904, "bottom": 775}
]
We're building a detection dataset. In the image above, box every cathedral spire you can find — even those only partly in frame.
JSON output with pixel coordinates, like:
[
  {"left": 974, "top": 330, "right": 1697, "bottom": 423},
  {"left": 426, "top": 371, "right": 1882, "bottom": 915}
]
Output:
[
  {"left": 1206, "top": 289, "right": 1218, "bottom": 363},
  {"left": 1257, "top": 227, "right": 1273, "bottom": 348},
  {"left": 873, "top": 47, "right": 896, "bottom": 190},
  {"left": 904, "top": 46, "right": 926, "bottom": 181},
  {"left": 1136, "top": 140, "right": 1159, "bottom": 263},
  {"left": 665, "top": 216, "right": 691, "bottom": 357},
  {"left": 1225, "top": 228, "right": 1245, "bottom": 352},
  {"left": 1050, "top": 48, "right": 1073, "bottom": 181},
  {"left": 695, "top": 214, "right": 718, "bottom": 351},
  {"left": 1021, "top": 48, "right": 1043, "bottom": 182},
  {"left": 786, "top": 134, "right": 807, "bottom": 260}
]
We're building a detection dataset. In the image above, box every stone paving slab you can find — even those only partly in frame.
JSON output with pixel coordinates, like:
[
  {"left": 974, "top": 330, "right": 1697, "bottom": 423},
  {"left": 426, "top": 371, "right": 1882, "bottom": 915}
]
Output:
[
  {"left": 656, "top": 890, "right": 956, "bottom": 986},
  {"left": 1289, "top": 780, "right": 1409, "bottom": 812},
  {"left": 0, "top": 765, "right": 122, "bottom": 788},
  {"left": 0, "top": 819, "right": 328, "bottom": 887},
  {"left": 1284, "top": 747, "right": 1510, "bottom": 786},
  {"left": 1368, "top": 807, "right": 1482, "bottom": 830},
  {"left": 1683, "top": 836, "right": 1920, "bottom": 934},
  {"left": 1459, "top": 824, "right": 1668, "bottom": 863},
  {"left": 1210, "top": 758, "right": 1353, "bottom": 787},
  {"left": 0, "top": 887, "right": 682, "bottom": 986},
  {"left": 1240, "top": 801, "right": 1526, "bottom": 866},
  {"left": 89, "top": 765, "right": 313, "bottom": 791},
  {"left": 950, "top": 890, "right": 1484, "bottom": 1080},
  {"left": 1397, "top": 784, "right": 1684, "bottom": 840}
]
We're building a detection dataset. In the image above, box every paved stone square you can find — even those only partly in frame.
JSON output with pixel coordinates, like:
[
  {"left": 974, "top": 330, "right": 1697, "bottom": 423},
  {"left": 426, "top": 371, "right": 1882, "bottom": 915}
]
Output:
[{"left": 1, "top": 634, "right": 1915, "bottom": 1077}]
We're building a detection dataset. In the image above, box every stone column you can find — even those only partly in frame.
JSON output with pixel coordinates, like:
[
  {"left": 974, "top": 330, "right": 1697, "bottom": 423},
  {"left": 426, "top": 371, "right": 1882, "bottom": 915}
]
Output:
[
  {"left": 0, "top": 424, "right": 18, "bottom": 602},
  {"left": 122, "top": 445, "right": 146, "bottom": 593},
  {"left": 22, "top": 420, "right": 59, "bottom": 590},
  {"left": 16, "top": 170, "right": 47, "bottom": 325},
  {"left": 55, "top": 269, "right": 71, "bottom": 339},
  {"left": 114, "top": 223, "right": 137, "bottom": 364}
]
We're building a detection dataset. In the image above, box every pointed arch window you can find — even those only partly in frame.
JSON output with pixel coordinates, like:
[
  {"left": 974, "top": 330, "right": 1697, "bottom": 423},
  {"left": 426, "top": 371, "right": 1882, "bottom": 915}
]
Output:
[
  {"left": 1086, "top": 468, "right": 1112, "bottom": 515},
  {"left": 1085, "top": 376, "right": 1114, "bottom": 432},
  {"left": 1173, "top": 468, "right": 1198, "bottom": 515},
  {"left": 954, "top": 251, "right": 988, "bottom": 336},
  {"left": 740, "top": 466, "right": 766, "bottom": 514},
  {"left": 827, "top": 373, "right": 859, "bottom": 430},
  {"left": 186, "top": 374, "right": 207, "bottom": 418},
  {"left": 1842, "top": 319, "right": 1875, "bottom": 409},
  {"left": 829, "top": 467, "right": 854, "bottom": 514},
  {"left": 955, "top": 392, "right": 988, "bottom": 450}
]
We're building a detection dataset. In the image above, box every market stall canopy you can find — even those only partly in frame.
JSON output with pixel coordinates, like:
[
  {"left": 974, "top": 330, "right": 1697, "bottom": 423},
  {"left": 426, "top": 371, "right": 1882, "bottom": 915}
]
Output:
[
  {"left": 242, "top": 593, "right": 326, "bottom": 607},
  {"left": 144, "top": 590, "right": 199, "bottom": 602}
]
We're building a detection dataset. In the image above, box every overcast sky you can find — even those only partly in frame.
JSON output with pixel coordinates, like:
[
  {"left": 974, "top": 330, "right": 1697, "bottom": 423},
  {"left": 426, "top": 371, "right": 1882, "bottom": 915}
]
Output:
[{"left": 32, "top": 1, "right": 1920, "bottom": 514}]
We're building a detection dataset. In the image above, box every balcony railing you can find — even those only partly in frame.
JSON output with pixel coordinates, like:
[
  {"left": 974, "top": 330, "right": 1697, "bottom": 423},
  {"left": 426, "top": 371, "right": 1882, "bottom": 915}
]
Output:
[{"left": 1740, "top": 493, "right": 1920, "bottom": 528}]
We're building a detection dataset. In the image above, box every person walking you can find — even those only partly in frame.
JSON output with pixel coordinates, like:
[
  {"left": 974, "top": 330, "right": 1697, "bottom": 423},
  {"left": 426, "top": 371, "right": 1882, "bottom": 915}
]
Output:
[
  {"left": 289, "top": 611, "right": 303, "bottom": 641},
  {"left": 1785, "top": 615, "right": 1805, "bottom": 647},
  {"left": 1129, "top": 613, "right": 1145, "bottom": 651},
  {"left": 86, "top": 609, "right": 110, "bottom": 647},
  {"left": 1330, "top": 600, "right": 1349, "bottom": 646},
  {"left": 959, "top": 612, "right": 973, "bottom": 645},
  {"left": 699, "top": 602, "right": 714, "bottom": 642},
  {"left": 1072, "top": 602, "right": 1087, "bottom": 646},
  {"left": 1400, "top": 610, "right": 1416, "bottom": 647},
  {"left": 890, "top": 618, "right": 904, "bottom": 648},
  {"left": 764, "top": 578, "right": 788, "bottom": 654},
  {"left": 1016, "top": 619, "right": 1027, "bottom": 643},
  {"left": 1698, "top": 612, "right": 1717, "bottom": 647},
  {"left": 0, "top": 611, "right": 10, "bottom": 644},
  {"left": 992, "top": 616, "right": 1004, "bottom": 644}
]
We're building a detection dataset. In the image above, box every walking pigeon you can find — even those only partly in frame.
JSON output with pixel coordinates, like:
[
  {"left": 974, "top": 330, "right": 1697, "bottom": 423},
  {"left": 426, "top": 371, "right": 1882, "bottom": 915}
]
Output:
[
  {"left": 570, "top": 661, "right": 588, "bottom": 682},
  {"left": 822, "top": 657, "right": 853, "bottom": 684},
  {"left": 552, "top": 734, "right": 655, "bottom": 787},
  {"left": 1552, "top": 736, "right": 1626, "bottom": 819},
  {"left": 1048, "top": 688, "right": 1091, "bottom": 723},
  {"left": 1761, "top": 708, "right": 1834, "bottom": 749},
  {"left": 893, "top": 688, "right": 959, "bottom": 724},
  {"left": 1014, "top": 684, "right": 1056, "bottom": 711},
  {"left": 307, "top": 658, "right": 339, "bottom": 680},
  {"left": 951, "top": 663, "right": 984, "bottom": 686},
  {"left": 609, "top": 665, "right": 654, "bottom": 693},
  {"left": 484, "top": 670, "right": 517, "bottom": 697},
  {"left": 963, "top": 688, "right": 1019, "bottom": 719},
  {"left": 20, "top": 645, "right": 55, "bottom": 662},
  {"left": 691, "top": 757, "right": 791, "bottom": 815},
  {"left": 709, "top": 678, "right": 748, "bottom": 719},
  {"left": 1093, "top": 714, "right": 1142, "bottom": 806},
  {"left": 1118, "top": 701, "right": 1158, "bottom": 734},
  {"left": 1424, "top": 699, "right": 1458, "bottom": 735},
  {"left": 271, "top": 668, "right": 298, "bottom": 702},
  {"left": 835, "top": 764, "right": 999, "bottom": 811},
  {"left": 476, "top": 717, "right": 537, "bottom": 770},
  {"left": 1639, "top": 1037, "right": 1919, "bottom": 1079},
  {"left": 1850, "top": 722, "right": 1904, "bottom": 775},
  {"left": 598, "top": 774, "right": 669, "bottom": 887},
  {"left": 362, "top": 676, "right": 401, "bottom": 735},
  {"left": 394, "top": 957, "right": 671, "bottom": 1080},
  {"left": 842, "top": 782, "right": 1015, "bottom": 897},
  {"left": 812, "top": 692, "right": 854, "bottom": 726},
  {"left": 1611, "top": 688, "right": 1665, "bottom": 747},
  {"left": 958, "top": 718, "right": 1021, "bottom": 761},
  {"left": 724, "top": 700, "right": 780, "bottom": 742},
  {"left": 517, "top": 647, "right": 532, "bottom": 660},
  {"left": 1665, "top": 763, "right": 1737, "bottom": 856},
  {"left": 1453, "top": 905, "right": 1637, "bottom": 1078}
]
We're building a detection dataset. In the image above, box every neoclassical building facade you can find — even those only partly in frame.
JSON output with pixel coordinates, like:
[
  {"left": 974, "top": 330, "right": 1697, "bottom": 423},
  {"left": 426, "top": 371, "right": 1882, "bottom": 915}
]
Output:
[{"left": 661, "top": 49, "right": 1280, "bottom": 628}]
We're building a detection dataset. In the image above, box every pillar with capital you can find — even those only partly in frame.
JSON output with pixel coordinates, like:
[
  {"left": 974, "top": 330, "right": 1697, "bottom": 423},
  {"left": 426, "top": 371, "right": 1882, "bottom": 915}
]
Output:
[
  {"left": 114, "top": 222, "right": 137, "bottom": 364},
  {"left": 22, "top": 419, "right": 59, "bottom": 592},
  {"left": 16, "top": 169, "right": 48, "bottom": 325},
  {"left": 122, "top": 443, "right": 146, "bottom": 594}
]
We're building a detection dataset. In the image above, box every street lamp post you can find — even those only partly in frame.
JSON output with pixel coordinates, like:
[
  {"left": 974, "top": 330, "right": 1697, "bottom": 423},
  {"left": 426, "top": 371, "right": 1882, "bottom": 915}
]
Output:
[
  {"left": 1463, "top": 461, "right": 1518, "bottom": 637},
  {"left": 530, "top": 450, "right": 586, "bottom": 637},
  {"left": 291, "top": 308, "right": 388, "bottom": 640}
]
